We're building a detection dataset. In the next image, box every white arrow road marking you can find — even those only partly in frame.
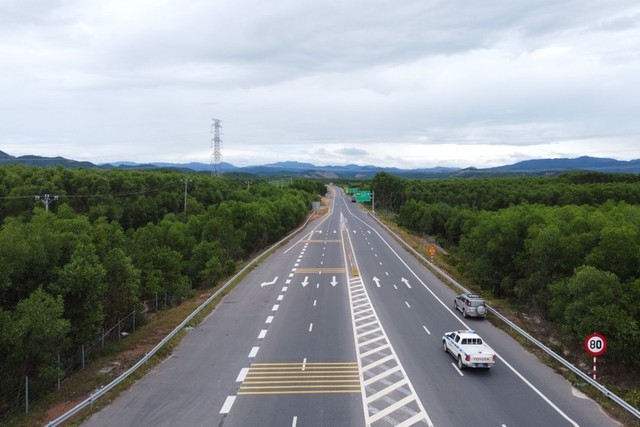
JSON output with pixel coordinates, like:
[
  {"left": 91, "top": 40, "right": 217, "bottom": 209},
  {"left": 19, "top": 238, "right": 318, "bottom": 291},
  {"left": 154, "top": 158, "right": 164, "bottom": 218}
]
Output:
[
  {"left": 401, "top": 278, "right": 411, "bottom": 289},
  {"left": 301, "top": 276, "right": 309, "bottom": 287},
  {"left": 372, "top": 277, "right": 381, "bottom": 288},
  {"left": 331, "top": 276, "right": 338, "bottom": 287},
  {"left": 260, "top": 276, "right": 279, "bottom": 288}
]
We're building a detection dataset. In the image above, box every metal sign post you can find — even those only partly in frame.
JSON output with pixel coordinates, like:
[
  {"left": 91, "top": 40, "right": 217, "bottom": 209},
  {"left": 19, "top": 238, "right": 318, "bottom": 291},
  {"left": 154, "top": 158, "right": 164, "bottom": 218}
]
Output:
[{"left": 584, "top": 333, "right": 607, "bottom": 380}]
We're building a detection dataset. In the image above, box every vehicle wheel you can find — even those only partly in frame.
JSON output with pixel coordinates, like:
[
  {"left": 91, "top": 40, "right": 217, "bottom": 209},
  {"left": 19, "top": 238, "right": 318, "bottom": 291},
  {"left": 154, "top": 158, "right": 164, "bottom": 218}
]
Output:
[
  {"left": 443, "top": 341, "right": 448, "bottom": 353},
  {"left": 457, "top": 356, "right": 464, "bottom": 370}
]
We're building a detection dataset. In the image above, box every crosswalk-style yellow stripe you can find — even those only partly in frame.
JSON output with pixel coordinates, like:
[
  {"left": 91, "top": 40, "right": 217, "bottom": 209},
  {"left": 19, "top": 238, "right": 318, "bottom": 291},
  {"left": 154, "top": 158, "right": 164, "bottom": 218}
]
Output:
[{"left": 238, "top": 362, "right": 361, "bottom": 395}]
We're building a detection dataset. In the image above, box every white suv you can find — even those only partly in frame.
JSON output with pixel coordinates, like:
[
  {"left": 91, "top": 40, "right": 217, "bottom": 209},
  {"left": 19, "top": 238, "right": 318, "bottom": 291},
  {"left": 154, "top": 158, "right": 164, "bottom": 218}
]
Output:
[{"left": 454, "top": 293, "right": 487, "bottom": 318}]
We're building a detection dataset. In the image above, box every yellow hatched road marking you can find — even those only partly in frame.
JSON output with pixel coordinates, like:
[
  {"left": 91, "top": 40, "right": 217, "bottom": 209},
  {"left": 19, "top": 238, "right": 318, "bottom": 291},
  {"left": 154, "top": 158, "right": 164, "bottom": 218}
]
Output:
[
  {"left": 238, "top": 390, "right": 360, "bottom": 395},
  {"left": 238, "top": 361, "right": 361, "bottom": 395}
]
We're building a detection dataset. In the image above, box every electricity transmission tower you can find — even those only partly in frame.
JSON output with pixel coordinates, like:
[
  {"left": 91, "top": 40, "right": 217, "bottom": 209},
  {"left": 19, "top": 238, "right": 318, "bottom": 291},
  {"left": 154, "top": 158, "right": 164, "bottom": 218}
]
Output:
[{"left": 211, "top": 118, "right": 222, "bottom": 177}]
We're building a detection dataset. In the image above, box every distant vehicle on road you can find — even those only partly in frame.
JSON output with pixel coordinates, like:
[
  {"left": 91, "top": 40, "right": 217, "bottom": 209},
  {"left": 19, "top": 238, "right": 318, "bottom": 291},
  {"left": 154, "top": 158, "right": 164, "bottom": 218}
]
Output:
[
  {"left": 443, "top": 330, "right": 496, "bottom": 369},
  {"left": 454, "top": 293, "right": 487, "bottom": 318}
]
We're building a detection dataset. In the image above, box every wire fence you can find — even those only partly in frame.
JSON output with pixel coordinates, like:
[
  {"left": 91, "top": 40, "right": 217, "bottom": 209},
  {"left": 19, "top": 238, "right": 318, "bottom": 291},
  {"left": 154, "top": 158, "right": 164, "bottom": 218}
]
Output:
[{"left": 0, "top": 291, "right": 179, "bottom": 424}]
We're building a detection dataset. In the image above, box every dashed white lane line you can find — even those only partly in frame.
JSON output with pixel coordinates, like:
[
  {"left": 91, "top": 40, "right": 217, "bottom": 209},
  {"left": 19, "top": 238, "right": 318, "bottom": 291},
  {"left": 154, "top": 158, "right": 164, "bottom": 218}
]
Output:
[
  {"left": 277, "top": 294, "right": 284, "bottom": 301},
  {"left": 423, "top": 325, "right": 431, "bottom": 335},
  {"left": 393, "top": 284, "right": 398, "bottom": 290},
  {"left": 258, "top": 329, "right": 267, "bottom": 339},
  {"left": 272, "top": 304, "right": 279, "bottom": 311},
  {"left": 452, "top": 363, "right": 464, "bottom": 376},
  {"left": 220, "top": 396, "right": 236, "bottom": 414},
  {"left": 266, "top": 316, "right": 274, "bottom": 324},
  {"left": 282, "top": 286, "right": 288, "bottom": 292},
  {"left": 236, "top": 368, "right": 249, "bottom": 382},
  {"left": 292, "top": 415, "right": 298, "bottom": 427},
  {"left": 313, "top": 299, "right": 317, "bottom": 306},
  {"left": 405, "top": 301, "right": 411, "bottom": 308},
  {"left": 285, "top": 279, "right": 291, "bottom": 284},
  {"left": 309, "top": 323, "right": 313, "bottom": 332},
  {"left": 248, "top": 347, "right": 259, "bottom": 358}
]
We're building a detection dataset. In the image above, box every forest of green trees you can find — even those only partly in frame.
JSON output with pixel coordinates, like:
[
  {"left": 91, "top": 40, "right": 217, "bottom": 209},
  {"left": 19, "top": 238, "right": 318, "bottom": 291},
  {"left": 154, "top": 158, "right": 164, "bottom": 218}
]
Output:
[
  {"left": 0, "top": 165, "right": 325, "bottom": 417},
  {"left": 373, "top": 171, "right": 640, "bottom": 374}
]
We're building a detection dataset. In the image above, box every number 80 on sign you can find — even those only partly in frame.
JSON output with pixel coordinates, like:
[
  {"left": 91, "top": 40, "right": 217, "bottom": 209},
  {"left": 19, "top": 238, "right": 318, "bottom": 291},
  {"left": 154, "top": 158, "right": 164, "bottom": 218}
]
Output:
[{"left": 584, "top": 333, "right": 607, "bottom": 357}]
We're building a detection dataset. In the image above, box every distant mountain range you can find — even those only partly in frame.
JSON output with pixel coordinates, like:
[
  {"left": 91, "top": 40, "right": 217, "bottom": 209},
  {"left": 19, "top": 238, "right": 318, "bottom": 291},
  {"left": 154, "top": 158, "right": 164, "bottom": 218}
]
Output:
[{"left": 1, "top": 150, "right": 639, "bottom": 178}]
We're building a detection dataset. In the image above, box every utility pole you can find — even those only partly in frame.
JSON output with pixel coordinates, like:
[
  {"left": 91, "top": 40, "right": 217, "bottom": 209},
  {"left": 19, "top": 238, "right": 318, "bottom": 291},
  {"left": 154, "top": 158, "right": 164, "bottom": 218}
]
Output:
[
  {"left": 210, "top": 118, "right": 223, "bottom": 177},
  {"left": 181, "top": 179, "right": 192, "bottom": 214},
  {"left": 35, "top": 194, "right": 58, "bottom": 212}
]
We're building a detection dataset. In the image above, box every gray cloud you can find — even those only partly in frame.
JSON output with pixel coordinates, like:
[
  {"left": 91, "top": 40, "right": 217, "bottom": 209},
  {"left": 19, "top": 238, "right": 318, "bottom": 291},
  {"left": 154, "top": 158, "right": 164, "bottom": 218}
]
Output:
[{"left": 1, "top": 0, "right": 639, "bottom": 168}]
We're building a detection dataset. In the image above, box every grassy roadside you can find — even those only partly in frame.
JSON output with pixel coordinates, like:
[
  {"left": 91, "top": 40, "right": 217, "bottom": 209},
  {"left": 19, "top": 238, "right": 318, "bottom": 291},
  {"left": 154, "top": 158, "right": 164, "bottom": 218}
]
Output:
[{"left": 372, "top": 210, "right": 639, "bottom": 427}]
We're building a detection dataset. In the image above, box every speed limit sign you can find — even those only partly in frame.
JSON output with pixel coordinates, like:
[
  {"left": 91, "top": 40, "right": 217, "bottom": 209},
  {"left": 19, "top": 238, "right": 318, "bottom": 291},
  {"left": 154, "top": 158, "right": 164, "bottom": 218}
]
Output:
[{"left": 584, "top": 333, "right": 607, "bottom": 357}]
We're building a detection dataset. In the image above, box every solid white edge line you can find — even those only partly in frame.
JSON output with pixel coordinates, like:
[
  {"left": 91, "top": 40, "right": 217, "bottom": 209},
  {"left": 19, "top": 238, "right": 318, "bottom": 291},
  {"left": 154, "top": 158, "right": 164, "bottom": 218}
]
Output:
[
  {"left": 340, "top": 205, "right": 434, "bottom": 427},
  {"left": 219, "top": 396, "right": 236, "bottom": 414},
  {"left": 350, "top": 209, "right": 580, "bottom": 427}
]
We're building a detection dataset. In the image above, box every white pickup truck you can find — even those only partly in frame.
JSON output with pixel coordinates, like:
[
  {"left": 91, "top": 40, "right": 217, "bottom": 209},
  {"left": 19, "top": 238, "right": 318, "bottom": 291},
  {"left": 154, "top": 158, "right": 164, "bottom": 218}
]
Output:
[{"left": 443, "top": 330, "right": 496, "bottom": 369}]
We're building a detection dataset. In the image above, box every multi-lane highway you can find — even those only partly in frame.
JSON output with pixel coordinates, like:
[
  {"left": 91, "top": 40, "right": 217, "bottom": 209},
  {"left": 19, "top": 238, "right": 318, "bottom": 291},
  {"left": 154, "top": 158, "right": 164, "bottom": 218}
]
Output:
[{"left": 83, "top": 187, "right": 617, "bottom": 426}]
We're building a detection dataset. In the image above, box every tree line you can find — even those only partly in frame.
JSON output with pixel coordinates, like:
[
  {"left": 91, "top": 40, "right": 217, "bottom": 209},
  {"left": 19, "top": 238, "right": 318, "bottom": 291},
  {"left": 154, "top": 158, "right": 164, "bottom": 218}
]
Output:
[
  {"left": 372, "top": 171, "right": 640, "bottom": 373},
  {"left": 0, "top": 165, "right": 325, "bottom": 416}
]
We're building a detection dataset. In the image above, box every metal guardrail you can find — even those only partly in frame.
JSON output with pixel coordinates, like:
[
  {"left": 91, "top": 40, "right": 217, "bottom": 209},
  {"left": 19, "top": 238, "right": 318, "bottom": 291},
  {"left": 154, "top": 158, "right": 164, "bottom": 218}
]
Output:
[
  {"left": 370, "top": 213, "right": 640, "bottom": 420},
  {"left": 46, "top": 214, "right": 316, "bottom": 427}
]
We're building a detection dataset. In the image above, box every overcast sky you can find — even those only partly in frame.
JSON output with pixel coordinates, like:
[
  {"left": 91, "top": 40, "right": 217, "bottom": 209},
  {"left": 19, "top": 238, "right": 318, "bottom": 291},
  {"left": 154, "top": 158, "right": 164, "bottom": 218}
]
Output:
[{"left": 1, "top": 0, "right": 639, "bottom": 169}]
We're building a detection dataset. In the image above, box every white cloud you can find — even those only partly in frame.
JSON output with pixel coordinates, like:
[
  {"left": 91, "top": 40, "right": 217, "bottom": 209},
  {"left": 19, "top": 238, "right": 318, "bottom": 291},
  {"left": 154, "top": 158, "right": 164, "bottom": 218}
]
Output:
[{"left": 1, "top": 0, "right": 639, "bottom": 169}]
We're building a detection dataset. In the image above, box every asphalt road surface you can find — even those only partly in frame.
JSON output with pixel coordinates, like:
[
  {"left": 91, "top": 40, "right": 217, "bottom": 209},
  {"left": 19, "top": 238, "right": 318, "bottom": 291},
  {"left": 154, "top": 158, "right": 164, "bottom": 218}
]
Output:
[{"left": 83, "top": 187, "right": 618, "bottom": 427}]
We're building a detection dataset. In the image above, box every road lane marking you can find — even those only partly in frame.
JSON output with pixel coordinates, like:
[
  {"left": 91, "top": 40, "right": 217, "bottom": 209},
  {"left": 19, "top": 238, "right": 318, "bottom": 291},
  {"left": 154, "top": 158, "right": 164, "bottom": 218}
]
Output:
[
  {"left": 238, "top": 362, "right": 360, "bottom": 395},
  {"left": 451, "top": 363, "right": 464, "bottom": 376},
  {"left": 341, "top": 218, "right": 433, "bottom": 426},
  {"left": 258, "top": 329, "right": 267, "bottom": 339},
  {"left": 405, "top": 301, "right": 411, "bottom": 308},
  {"left": 266, "top": 316, "right": 274, "bottom": 324},
  {"left": 282, "top": 286, "right": 288, "bottom": 292},
  {"left": 249, "top": 347, "right": 259, "bottom": 358},
  {"left": 272, "top": 304, "right": 279, "bottom": 311},
  {"left": 350, "top": 213, "right": 580, "bottom": 427},
  {"left": 309, "top": 323, "right": 313, "bottom": 332},
  {"left": 423, "top": 325, "right": 431, "bottom": 335},
  {"left": 236, "top": 368, "right": 249, "bottom": 382},
  {"left": 277, "top": 294, "right": 284, "bottom": 301},
  {"left": 313, "top": 299, "right": 317, "bottom": 306},
  {"left": 219, "top": 396, "right": 236, "bottom": 414},
  {"left": 292, "top": 416, "right": 298, "bottom": 427}
]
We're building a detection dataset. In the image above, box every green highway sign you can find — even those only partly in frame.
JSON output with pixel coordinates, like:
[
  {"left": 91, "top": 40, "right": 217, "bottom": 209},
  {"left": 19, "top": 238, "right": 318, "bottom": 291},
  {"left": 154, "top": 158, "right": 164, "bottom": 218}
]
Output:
[{"left": 355, "top": 191, "right": 372, "bottom": 202}]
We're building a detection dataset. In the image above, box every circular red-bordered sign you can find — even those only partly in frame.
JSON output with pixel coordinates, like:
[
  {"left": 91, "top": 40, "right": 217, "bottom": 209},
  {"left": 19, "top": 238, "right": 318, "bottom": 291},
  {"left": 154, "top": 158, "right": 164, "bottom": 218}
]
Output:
[{"left": 584, "top": 333, "right": 607, "bottom": 357}]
